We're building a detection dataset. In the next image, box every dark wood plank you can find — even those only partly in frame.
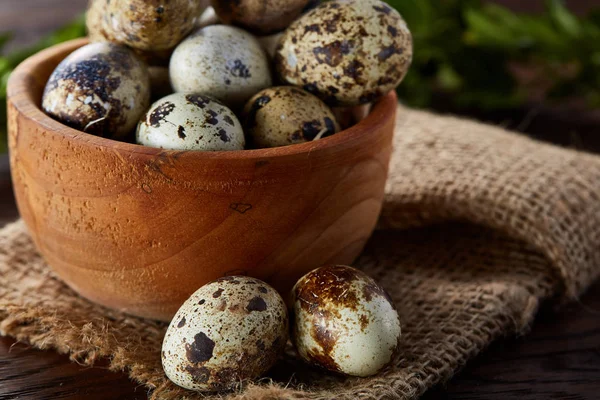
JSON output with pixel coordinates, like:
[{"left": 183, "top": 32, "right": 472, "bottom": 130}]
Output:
[
  {"left": 0, "top": 337, "right": 145, "bottom": 400},
  {"left": 423, "top": 282, "right": 600, "bottom": 400}
]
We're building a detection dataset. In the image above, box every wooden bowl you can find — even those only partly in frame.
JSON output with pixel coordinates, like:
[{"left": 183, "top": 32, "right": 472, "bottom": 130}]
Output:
[{"left": 7, "top": 39, "right": 397, "bottom": 321}]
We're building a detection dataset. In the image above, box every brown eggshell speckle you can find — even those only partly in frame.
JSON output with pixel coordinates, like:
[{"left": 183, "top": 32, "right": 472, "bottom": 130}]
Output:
[
  {"left": 211, "top": 0, "right": 313, "bottom": 35},
  {"left": 291, "top": 265, "right": 401, "bottom": 377},
  {"left": 242, "top": 86, "right": 340, "bottom": 148},
  {"left": 275, "top": 0, "right": 413, "bottom": 106},
  {"left": 162, "top": 276, "right": 289, "bottom": 392},
  {"left": 42, "top": 42, "right": 150, "bottom": 139}
]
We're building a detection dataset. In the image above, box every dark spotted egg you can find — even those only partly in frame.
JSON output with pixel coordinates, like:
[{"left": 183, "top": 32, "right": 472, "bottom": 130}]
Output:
[
  {"left": 42, "top": 42, "right": 150, "bottom": 139},
  {"left": 169, "top": 25, "right": 272, "bottom": 110},
  {"left": 86, "top": 0, "right": 206, "bottom": 52},
  {"left": 136, "top": 93, "right": 244, "bottom": 151},
  {"left": 291, "top": 265, "right": 401, "bottom": 377},
  {"left": 162, "top": 276, "right": 289, "bottom": 392},
  {"left": 242, "top": 86, "right": 340, "bottom": 148},
  {"left": 211, "top": 0, "right": 313, "bottom": 36},
  {"left": 275, "top": 0, "right": 413, "bottom": 107}
]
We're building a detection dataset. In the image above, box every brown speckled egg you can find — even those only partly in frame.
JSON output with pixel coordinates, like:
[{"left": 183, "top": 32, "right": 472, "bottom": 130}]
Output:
[
  {"left": 42, "top": 42, "right": 150, "bottom": 139},
  {"left": 136, "top": 93, "right": 245, "bottom": 151},
  {"left": 276, "top": 0, "right": 413, "bottom": 106},
  {"left": 291, "top": 265, "right": 401, "bottom": 377},
  {"left": 85, "top": 0, "right": 107, "bottom": 43},
  {"left": 86, "top": 0, "right": 174, "bottom": 66},
  {"left": 87, "top": 0, "right": 206, "bottom": 52},
  {"left": 211, "top": 0, "right": 313, "bottom": 35},
  {"left": 242, "top": 86, "right": 340, "bottom": 148},
  {"left": 170, "top": 25, "right": 272, "bottom": 110},
  {"left": 162, "top": 276, "right": 289, "bottom": 392}
]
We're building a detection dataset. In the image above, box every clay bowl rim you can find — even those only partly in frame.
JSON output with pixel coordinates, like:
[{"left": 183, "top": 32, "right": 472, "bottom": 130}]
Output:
[{"left": 8, "top": 38, "right": 398, "bottom": 160}]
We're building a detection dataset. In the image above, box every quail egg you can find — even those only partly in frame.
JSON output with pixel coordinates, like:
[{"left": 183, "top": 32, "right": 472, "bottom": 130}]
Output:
[
  {"left": 276, "top": 0, "right": 413, "bottom": 106},
  {"left": 198, "top": 6, "right": 220, "bottom": 29},
  {"left": 291, "top": 265, "right": 401, "bottom": 377},
  {"left": 242, "top": 86, "right": 340, "bottom": 148},
  {"left": 87, "top": 0, "right": 206, "bottom": 52},
  {"left": 85, "top": 0, "right": 107, "bottom": 43},
  {"left": 86, "top": 0, "right": 174, "bottom": 66},
  {"left": 211, "top": 0, "right": 313, "bottom": 35},
  {"left": 42, "top": 42, "right": 150, "bottom": 139},
  {"left": 169, "top": 25, "right": 273, "bottom": 110},
  {"left": 162, "top": 276, "right": 289, "bottom": 392},
  {"left": 136, "top": 93, "right": 245, "bottom": 151}
]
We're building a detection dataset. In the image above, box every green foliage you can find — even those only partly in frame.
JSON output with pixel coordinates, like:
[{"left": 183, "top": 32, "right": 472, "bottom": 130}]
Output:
[
  {"left": 387, "top": 0, "right": 600, "bottom": 109},
  {"left": 0, "top": 16, "right": 86, "bottom": 152}
]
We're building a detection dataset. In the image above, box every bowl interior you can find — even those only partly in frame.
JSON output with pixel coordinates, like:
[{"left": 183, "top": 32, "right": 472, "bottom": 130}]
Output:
[{"left": 9, "top": 38, "right": 398, "bottom": 161}]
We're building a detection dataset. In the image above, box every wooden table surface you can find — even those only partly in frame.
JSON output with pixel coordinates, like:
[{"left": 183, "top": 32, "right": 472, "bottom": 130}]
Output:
[{"left": 1, "top": 1, "right": 599, "bottom": 399}]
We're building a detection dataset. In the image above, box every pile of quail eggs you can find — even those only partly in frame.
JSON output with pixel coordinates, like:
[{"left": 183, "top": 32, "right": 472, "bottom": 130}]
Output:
[
  {"left": 42, "top": 0, "right": 412, "bottom": 151},
  {"left": 41, "top": 0, "right": 411, "bottom": 392}
]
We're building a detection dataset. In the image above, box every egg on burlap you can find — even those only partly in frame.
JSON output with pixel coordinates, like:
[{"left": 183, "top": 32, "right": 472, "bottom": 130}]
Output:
[
  {"left": 162, "top": 276, "right": 289, "bottom": 391},
  {"left": 291, "top": 265, "right": 401, "bottom": 377}
]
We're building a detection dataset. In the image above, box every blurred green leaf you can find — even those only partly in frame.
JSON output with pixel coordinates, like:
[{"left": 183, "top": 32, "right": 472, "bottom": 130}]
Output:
[
  {"left": 387, "top": 0, "right": 600, "bottom": 112},
  {"left": 547, "top": 0, "right": 582, "bottom": 39}
]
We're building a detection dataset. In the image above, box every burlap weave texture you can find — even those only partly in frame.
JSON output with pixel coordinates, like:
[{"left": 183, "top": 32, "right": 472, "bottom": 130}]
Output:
[{"left": 1, "top": 106, "right": 598, "bottom": 399}]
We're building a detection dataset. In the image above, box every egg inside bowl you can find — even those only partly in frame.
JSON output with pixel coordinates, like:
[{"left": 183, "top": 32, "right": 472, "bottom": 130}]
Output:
[{"left": 7, "top": 39, "right": 397, "bottom": 321}]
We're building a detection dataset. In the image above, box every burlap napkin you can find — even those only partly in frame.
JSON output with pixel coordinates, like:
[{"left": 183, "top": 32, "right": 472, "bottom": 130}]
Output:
[{"left": 1, "top": 106, "right": 599, "bottom": 400}]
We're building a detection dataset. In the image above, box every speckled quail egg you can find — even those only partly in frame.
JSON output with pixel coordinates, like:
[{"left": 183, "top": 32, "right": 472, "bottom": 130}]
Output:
[
  {"left": 291, "top": 265, "right": 401, "bottom": 377},
  {"left": 85, "top": 0, "right": 107, "bottom": 43},
  {"left": 211, "top": 0, "right": 312, "bottom": 35},
  {"left": 136, "top": 93, "right": 245, "bottom": 151},
  {"left": 242, "top": 87, "right": 340, "bottom": 148},
  {"left": 198, "top": 6, "right": 220, "bottom": 29},
  {"left": 169, "top": 25, "right": 272, "bottom": 110},
  {"left": 87, "top": 0, "right": 206, "bottom": 52},
  {"left": 86, "top": 0, "right": 174, "bottom": 66},
  {"left": 276, "top": 0, "right": 413, "bottom": 106},
  {"left": 42, "top": 42, "right": 150, "bottom": 139},
  {"left": 162, "top": 276, "right": 289, "bottom": 392}
]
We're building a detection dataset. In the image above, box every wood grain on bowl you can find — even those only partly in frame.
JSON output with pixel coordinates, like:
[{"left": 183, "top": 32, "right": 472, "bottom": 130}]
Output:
[{"left": 7, "top": 39, "right": 397, "bottom": 321}]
